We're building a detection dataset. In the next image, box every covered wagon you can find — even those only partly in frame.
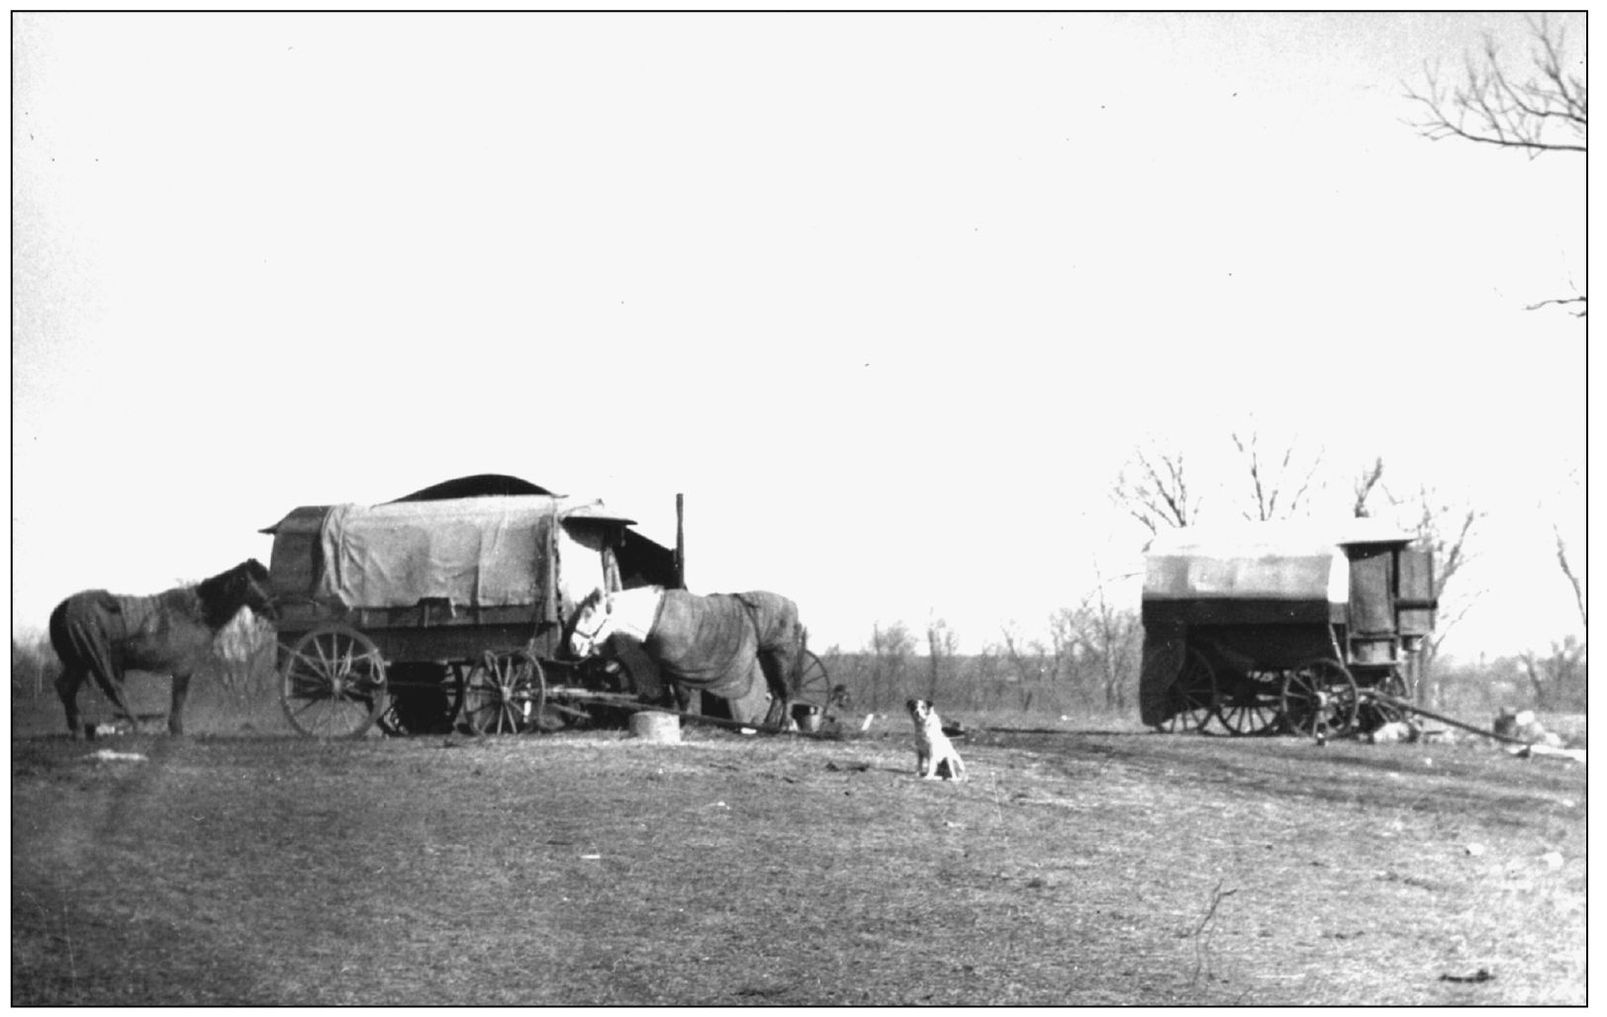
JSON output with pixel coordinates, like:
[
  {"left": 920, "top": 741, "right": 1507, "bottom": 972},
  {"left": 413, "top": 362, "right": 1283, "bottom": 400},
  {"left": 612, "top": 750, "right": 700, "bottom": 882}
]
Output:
[
  {"left": 1138, "top": 520, "right": 1437, "bottom": 737},
  {"left": 261, "top": 474, "right": 679, "bottom": 737}
]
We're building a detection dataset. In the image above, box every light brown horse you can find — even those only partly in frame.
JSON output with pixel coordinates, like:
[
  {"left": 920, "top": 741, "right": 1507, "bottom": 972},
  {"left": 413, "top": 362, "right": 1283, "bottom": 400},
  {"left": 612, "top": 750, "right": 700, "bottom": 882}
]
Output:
[{"left": 49, "top": 559, "right": 277, "bottom": 737}]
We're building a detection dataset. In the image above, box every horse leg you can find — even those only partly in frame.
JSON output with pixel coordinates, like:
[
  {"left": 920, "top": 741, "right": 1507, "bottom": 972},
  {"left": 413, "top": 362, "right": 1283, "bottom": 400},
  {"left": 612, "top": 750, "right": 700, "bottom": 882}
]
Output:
[
  {"left": 168, "top": 673, "right": 192, "bottom": 736},
  {"left": 55, "top": 668, "right": 86, "bottom": 738},
  {"left": 672, "top": 683, "right": 699, "bottom": 715}
]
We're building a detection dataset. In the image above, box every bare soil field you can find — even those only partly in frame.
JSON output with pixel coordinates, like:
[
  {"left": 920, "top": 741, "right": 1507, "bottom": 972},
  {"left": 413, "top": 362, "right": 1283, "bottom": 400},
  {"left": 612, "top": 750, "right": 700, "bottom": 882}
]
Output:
[{"left": 10, "top": 707, "right": 1586, "bottom": 1005}]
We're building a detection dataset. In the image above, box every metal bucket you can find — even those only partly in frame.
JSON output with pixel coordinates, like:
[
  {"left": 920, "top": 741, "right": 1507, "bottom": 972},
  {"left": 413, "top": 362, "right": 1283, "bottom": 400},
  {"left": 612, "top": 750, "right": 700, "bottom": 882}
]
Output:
[{"left": 792, "top": 703, "right": 822, "bottom": 733}]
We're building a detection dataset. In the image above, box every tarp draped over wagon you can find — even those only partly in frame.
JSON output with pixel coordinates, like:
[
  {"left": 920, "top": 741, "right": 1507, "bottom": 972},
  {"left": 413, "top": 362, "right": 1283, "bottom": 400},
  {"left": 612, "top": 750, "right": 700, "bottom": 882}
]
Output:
[{"left": 318, "top": 498, "right": 560, "bottom": 611}]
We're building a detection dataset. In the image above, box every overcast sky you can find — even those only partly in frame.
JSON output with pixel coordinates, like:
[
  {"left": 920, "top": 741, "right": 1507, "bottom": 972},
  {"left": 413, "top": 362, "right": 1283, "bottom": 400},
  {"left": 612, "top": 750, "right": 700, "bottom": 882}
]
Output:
[{"left": 11, "top": 13, "right": 1587, "bottom": 659}]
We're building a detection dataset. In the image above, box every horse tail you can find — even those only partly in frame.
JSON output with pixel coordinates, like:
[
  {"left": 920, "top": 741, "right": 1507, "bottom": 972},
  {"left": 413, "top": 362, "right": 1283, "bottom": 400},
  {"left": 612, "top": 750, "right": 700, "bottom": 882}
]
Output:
[{"left": 47, "top": 598, "right": 71, "bottom": 666}]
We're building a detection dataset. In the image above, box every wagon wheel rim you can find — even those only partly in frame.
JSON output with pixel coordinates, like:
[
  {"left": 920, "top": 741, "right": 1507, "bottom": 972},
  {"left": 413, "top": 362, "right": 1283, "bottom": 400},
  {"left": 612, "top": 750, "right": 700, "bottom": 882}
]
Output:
[
  {"left": 279, "top": 624, "right": 388, "bottom": 738},
  {"left": 1215, "top": 671, "right": 1284, "bottom": 736},
  {"left": 462, "top": 650, "right": 546, "bottom": 735},
  {"left": 1163, "top": 647, "right": 1217, "bottom": 734},
  {"left": 789, "top": 650, "right": 831, "bottom": 710},
  {"left": 1280, "top": 658, "right": 1359, "bottom": 738}
]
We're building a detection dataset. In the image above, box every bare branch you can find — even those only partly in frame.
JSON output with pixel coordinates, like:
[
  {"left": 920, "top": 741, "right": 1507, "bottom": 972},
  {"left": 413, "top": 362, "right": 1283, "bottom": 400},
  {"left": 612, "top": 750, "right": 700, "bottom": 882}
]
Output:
[
  {"left": 1553, "top": 525, "right": 1586, "bottom": 629},
  {"left": 1405, "top": 16, "right": 1587, "bottom": 155},
  {"left": 1231, "top": 431, "right": 1322, "bottom": 522},
  {"left": 1524, "top": 295, "right": 1587, "bottom": 317},
  {"left": 1352, "top": 457, "right": 1385, "bottom": 518},
  {"left": 1115, "top": 447, "right": 1198, "bottom": 534},
  {"left": 1403, "top": 15, "right": 1585, "bottom": 316}
]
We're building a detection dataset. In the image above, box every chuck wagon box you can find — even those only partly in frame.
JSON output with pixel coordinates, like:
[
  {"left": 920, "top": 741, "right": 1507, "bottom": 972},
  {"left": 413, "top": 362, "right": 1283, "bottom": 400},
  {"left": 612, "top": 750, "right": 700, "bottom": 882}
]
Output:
[
  {"left": 1138, "top": 520, "right": 1436, "bottom": 737},
  {"left": 262, "top": 474, "right": 679, "bottom": 737}
]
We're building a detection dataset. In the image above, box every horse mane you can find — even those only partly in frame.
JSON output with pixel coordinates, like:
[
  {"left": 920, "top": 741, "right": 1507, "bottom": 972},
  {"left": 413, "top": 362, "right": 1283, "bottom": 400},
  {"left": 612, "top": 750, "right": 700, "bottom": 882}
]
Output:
[
  {"left": 195, "top": 559, "right": 271, "bottom": 629},
  {"left": 576, "top": 587, "right": 608, "bottom": 615}
]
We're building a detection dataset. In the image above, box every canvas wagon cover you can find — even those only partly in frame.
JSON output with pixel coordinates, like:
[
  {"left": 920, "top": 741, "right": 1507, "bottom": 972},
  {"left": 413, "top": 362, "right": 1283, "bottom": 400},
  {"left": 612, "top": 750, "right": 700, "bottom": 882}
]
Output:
[
  {"left": 1142, "top": 520, "right": 1413, "bottom": 606},
  {"left": 317, "top": 496, "right": 560, "bottom": 609}
]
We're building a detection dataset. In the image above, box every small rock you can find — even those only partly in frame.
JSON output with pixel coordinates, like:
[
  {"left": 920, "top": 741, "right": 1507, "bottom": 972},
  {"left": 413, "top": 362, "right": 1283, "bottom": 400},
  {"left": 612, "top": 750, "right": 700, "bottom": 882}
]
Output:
[
  {"left": 1541, "top": 851, "right": 1564, "bottom": 871},
  {"left": 1465, "top": 843, "right": 1486, "bottom": 857}
]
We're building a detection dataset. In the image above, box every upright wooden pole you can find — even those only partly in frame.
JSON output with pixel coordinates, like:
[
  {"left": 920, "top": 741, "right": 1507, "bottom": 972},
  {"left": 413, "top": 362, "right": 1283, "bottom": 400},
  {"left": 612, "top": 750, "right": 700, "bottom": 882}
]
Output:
[{"left": 675, "top": 493, "right": 686, "bottom": 589}]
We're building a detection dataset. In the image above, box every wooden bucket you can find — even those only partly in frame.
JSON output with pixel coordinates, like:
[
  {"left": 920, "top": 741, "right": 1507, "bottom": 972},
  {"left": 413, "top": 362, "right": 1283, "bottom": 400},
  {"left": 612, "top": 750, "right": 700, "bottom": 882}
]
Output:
[{"left": 629, "top": 710, "right": 681, "bottom": 744}]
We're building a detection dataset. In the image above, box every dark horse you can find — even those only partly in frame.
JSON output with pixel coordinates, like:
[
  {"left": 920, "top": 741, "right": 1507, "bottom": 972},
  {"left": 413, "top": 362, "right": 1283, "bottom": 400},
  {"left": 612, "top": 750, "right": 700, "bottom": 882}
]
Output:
[{"left": 48, "top": 559, "right": 277, "bottom": 737}]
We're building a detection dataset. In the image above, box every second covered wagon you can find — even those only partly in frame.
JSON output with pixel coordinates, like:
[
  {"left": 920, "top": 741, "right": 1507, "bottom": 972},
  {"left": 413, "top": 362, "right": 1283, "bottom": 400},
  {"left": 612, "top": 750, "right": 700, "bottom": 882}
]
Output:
[{"left": 1138, "top": 520, "right": 1437, "bottom": 738}]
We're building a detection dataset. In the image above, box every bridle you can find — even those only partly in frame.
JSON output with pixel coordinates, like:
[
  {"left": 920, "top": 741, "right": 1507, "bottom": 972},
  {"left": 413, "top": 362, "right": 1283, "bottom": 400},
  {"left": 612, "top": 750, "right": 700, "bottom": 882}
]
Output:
[{"left": 570, "top": 597, "right": 612, "bottom": 651}]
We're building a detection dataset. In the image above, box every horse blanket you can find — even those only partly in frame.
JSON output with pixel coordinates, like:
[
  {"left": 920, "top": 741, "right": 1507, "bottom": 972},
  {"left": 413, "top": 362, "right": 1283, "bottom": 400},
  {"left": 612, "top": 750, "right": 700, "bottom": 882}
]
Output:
[
  {"left": 636, "top": 590, "right": 798, "bottom": 693},
  {"left": 733, "top": 591, "right": 803, "bottom": 698},
  {"left": 643, "top": 590, "right": 761, "bottom": 698},
  {"left": 50, "top": 590, "right": 215, "bottom": 696}
]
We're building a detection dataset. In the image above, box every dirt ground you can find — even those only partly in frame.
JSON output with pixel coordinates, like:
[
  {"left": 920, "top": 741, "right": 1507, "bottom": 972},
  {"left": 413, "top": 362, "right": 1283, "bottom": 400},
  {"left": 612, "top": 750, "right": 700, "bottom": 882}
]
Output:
[{"left": 10, "top": 707, "right": 1587, "bottom": 1006}]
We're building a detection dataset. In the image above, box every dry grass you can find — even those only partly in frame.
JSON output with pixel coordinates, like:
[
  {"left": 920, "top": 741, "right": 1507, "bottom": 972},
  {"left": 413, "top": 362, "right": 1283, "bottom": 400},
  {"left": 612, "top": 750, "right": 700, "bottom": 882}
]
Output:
[{"left": 10, "top": 698, "right": 1586, "bottom": 1006}]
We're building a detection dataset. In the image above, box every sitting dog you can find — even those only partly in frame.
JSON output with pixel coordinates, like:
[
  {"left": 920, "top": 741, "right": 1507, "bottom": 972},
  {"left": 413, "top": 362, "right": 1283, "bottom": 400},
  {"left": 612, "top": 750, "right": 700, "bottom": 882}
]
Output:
[{"left": 906, "top": 698, "right": 966, "bottom": 781}]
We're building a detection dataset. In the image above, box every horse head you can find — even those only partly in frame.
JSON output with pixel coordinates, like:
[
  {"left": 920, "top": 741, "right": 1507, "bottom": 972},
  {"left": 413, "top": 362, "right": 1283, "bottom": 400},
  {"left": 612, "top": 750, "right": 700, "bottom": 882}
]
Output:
[
  {"left": 198, "top": 558, "right": 279, "bottom": 628},
  {"left": 567, "top": 587, "right": 614, "bottom": 659}
]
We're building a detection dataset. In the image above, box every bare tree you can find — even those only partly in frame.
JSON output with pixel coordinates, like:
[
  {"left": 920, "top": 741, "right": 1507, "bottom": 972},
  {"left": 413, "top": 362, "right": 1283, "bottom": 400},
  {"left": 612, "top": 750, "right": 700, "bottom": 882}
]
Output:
[
  {"left": 866, "top": 621, "right": 915, "bottom": 712},
  {"left": 1520, "top": 635, "right": 1586, "bottom": 711},
  {"left": 1113, "top": 446, "right": 1200, "bottom": 536},
  {"left": 1351, "top": 456, "right": 1386, "bottom": 518},
  {"left": 1230, "top": 431, "right": 1323, "bottom": 522},
  {"left": 11, "top": 634, "right": 58, "bottom": 698},
  {"left": 1392, "top": 484, "right": 1484, "bottom": 700},
  {"left": 924, "top": 617, "right": 958, "bottom": 701},
  {"left": 1066, "top": 571, "right": 1143, "bottom": 711},
  {"left": 1405, "top": 14, "right": 1586, "bottom": 316}
]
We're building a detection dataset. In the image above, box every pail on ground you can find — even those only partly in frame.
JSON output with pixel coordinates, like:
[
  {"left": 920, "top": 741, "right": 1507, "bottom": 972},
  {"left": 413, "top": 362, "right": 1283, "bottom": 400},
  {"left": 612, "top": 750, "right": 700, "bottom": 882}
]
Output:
[
  {"left": 792, "top": 703, "right": 822, "bottom": 733},
  {"left": 629, "top": 710, "right": 682, "bottom": 744}
]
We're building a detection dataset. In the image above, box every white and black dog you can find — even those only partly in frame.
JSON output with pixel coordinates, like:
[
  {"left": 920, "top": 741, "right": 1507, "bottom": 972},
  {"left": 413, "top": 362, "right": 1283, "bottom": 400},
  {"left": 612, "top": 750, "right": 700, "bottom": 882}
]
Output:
[{"left": 906, "top": 698, "right": 966, "bottom": 781}]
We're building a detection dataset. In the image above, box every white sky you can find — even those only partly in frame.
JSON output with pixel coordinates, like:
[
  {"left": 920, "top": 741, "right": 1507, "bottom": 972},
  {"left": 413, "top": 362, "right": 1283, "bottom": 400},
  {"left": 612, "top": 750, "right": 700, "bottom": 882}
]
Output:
[{"left": 10, "top": 13, "right": 1589, "bottom": 660}]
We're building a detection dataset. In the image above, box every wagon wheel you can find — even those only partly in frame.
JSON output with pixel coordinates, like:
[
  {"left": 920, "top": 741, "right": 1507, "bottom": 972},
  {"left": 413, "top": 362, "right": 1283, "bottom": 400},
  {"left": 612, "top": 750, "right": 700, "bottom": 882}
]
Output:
[
  {"left": 462, "top": 650, "right": 546, "bottom": 735},
  {"left": 1280, "top": 658, "right": 1360, "bottom": 739},
  {"left": 789, "top": 650, "right": 831, "bottom": 710},
  {"left": 1215, "top": 671, "right": 1284, "bottom": 736},
  {"left": 1356, "top": 669, "right": 1411, "bottom": 732},
  {"left": 378, "top": 662, "right": 465, "bottom": 736},
  {"left": 1161, "top": 647, "right": 1217, "bottom": 733},
  {"left": 279, "top": 624, "right": 388, "bottom": 738}
]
